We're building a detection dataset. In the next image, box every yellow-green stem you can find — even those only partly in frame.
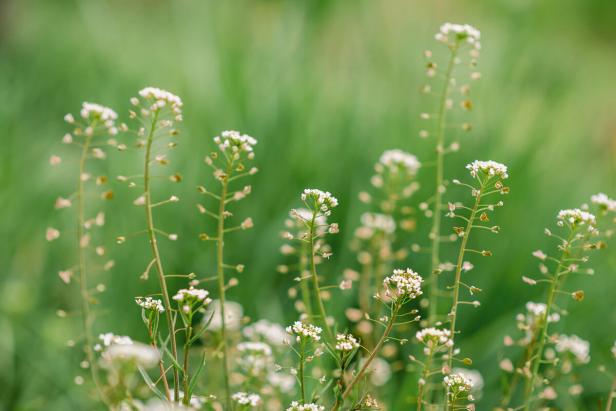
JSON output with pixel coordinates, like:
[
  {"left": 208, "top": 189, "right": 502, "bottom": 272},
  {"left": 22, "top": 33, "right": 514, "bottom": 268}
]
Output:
[
  {"left": 216, "top": 161, "right": 233, "bottom": 409},
  {"left": 144, "top": 112, "right": 179, "bottom": 400},
  {"left": 447, "top": 183, "right": 483, "bottom": 369},
  {"left": 428, "top": 46, "right": 459, "bottom": 325},
  {"left": 182, "top": 322, "right": 193, "bottom": 405},
  {"left": 299, "top": 245, "right": 313, "bottom": 319},
  {"left": 308, "top": 212, "right": 333, "bottom": 340},
  {"left": 77, "top": 132, "right": 109, "bottom": 406}
]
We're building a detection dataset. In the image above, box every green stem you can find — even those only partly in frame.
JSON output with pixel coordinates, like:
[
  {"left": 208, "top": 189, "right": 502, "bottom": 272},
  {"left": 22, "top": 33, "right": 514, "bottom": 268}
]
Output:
[
  {"left": 143, "top": 111, "right": 179, "bottom": 400},
  {"left": 299, "top": 245, "right": 313, "bottom": 319},
  {"left": 182, "top": 321, "right": 193, "bottom": 405},
  {"left": 216, "top": 160, "right": 233, "bottom": 409},
  {"left": 308, "top": 212, "right": 333, "bottom": 340},
  {"left": 606, "top": 376, "right": 616, "bottom": 411},
  {"left": 299, "top": 339, "right": 306, "bottom": 404},
  {"left": 416, "top": 349, "right": 434, "bottom": 411},
  {"left": 447, "top": 183, "right": 483, "bottom": 370},
  {"left": 428, "top": 45, "right": 459, "bottom": 326},
  {"left": 77, "top": 132, "right": 109, "bottom": 406},
  {"left": 148, "top": 320, "right": 171, "bottom": 401}
]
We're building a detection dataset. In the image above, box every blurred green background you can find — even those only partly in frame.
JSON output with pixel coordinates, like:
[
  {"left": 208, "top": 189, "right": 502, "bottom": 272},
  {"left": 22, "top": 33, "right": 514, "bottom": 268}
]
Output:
[{"left": 1, "top": 0, "right": 615, "bottom": 409}]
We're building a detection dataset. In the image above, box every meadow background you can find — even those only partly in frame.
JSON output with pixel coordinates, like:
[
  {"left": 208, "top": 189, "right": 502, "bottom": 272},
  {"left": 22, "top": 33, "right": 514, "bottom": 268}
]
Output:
[{"left": 0, "top": 0, "right": 615, "bottom": 409}]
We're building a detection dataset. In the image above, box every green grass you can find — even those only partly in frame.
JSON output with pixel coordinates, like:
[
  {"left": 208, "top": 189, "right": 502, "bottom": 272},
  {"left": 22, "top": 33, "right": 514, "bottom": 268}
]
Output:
[{"left": 0, "top": 0, "right": 615, "bottom": 409}]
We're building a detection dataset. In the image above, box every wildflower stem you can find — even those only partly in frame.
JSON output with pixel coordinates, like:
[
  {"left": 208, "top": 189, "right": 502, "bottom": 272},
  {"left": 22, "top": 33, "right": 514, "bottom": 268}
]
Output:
[
  {"left": 522, "top": 232, "right": 574, "bottom": 410},
  {"left": 416, "top": 348, "right": 435, "bottom": 411},
  {"left": 428, "top": 45, "right": 459, "bottom": 325},
  {"left": 182, "top": 320, "right": 193, "bottom": 405},
  {"left": 335, "top": 302, "right": 400, "bottom": 407},
  {"left": 77, "top": 132, "right": 109, "bottom": 406},
  {"left": 309, "top": 211, "right": 333, "bottom": 340},
  {"left": 143, "top": 111, "right": 179, "bottom": 401},
  {"left": 216, "top": 160, "right": 233, "bottom": 409},
  {"left": 148, "top": 320, "right": 171, "bottom": 400},
  {"left": 299, "top": 246, "right": 314, "bottom": 319},
  {"left": 606, "top": 376, "right": 616, "bottom": 411},
  {"left": 447, "top": 182, "right": 483, "bottom": 370},
  {"left": 299, "top": 338, "right": 306, "bottom": 404}
]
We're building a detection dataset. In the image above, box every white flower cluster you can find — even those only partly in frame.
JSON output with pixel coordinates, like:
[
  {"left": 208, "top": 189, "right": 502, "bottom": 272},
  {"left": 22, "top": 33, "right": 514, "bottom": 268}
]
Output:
[
  {"left": 416, "top": 327, "right": 453, "bottom": 348},
  {"left": 172, "top": 286, "right": 212, "bottom": 305},
  {"left": 452, "top": 368, "right": 484, "bottom": 392},
  {"left": 444, "top": 372, "right": 473, "bottom": 393},
  {"left": 523, "top": 302, "right": 559, "bottom": 323},
  {"left": 435, "top": 23, "right": 481, "bottom": 50},
  {"left": 378, "top": 149, "right": 421, "bottom": 176},
  {"left": 232, "top": 392, "right": 261, "bottom": 407},
  {"left": 214, "top": 130, "right": 257, "bottom": 156},
  {"left": 591, "top": 193, "right": 616, "bottom": 212},
  {"left": 286, "top": 321, "right": 322, "bottom": 342},
  {"left": 101, "top": 342, "right": 160, "bottom": 369},
  {"left": 383, "top": 268, "right": 423, "bottom": 301},
  {"left": 556, "top": 334, "right": 591, "bottom": 364},
  {"left": 360, "top": 212, "right": 396, "bottom": 235},
  {"left": 96, "top": 333, "right": 133, "bottom": 351},
  {"left": 466, "top": 160, "right": 509, "bottom": 180},
  {"left": 242, "top": 319, "right": 287, "bottom": 346},
  {"left": 557, "top": 209, "right": 596, "bottom": 229},
  {"left": 286, "top": 402, "right": 325, "bottom": 411},
  {"left": 301, "top": 189, "right": 339, "bottom": 216},
  {"left": 137, "top": 87, "right": 183, "bottom": 118},
  {"left": 335, "top": 333, "right": 360, "bottom": 352},
  {"left": 135, "top": 296, "right": 165, "bottom": 313},
  {"left": 237, "top": 341, "right": 273, "bottom": 357},
  {"left": 75, "top": 102, "right": 118, "bottom": 135}
]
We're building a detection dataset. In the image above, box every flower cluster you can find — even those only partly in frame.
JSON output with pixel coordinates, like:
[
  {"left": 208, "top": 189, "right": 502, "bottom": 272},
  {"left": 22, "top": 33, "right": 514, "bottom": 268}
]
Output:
[
  {"left": 100, "top": 342, "right": 160, "bottom": 369},
  {"left": 557, "top": 208, "right": 597, "bottom": 228},
  {"left": 172, "top": 287, "right": 212, "bottom": 305},
  {"left": 377, "top": 149, "right": 421, "bottom": 176},
  {"left": 301, "top": 189, "right": 339, "bottom": 216},
  {"left": 96, "top": 333, "right": 133, "bottom": 351},
  {"left": 556, "top": 335, "right": 591, "bottom": 364},
  {"left": 214, "top": 130, "right": 257, "bottom": 156},
  {"left": 232, "top": 392, "right": 262, "bottom": 407},
  {"left": 286, "top": 402, "right": 325, "bottom": 411},
  {"left": 444, "top": 372, "right": 473, "bottom": 393},
  {"left": 335, "top": 333, "right": 360, "bottom": 352},
  {"left": 416, "top": 327, "right": 453, "bottom": 349},
  {"left": 466, "top": 160, "right": 508, "bottom": 180},
  {"left": 286, "top": 321, "right": 322, "bottom": 343},
  {"left": 237, "top": 341, "right": 273, "bottom": 375},
  {"left": 382, "top": 268, "right": 423, "bottom": 301},
  {"left": 66, "top": 102, "right": 118, "bottom": 135},
  {"left": 135, "top": 297, "right": 165, "bottom": 313},
  {"left": 591, "top": 193, "right": 616, "bottom": 212},
  {"left": 136, "top": 86, "right": 183, "bottom": 117},
  {"left": 359, "top": 212, "right": 396, "bottom": 235},
  {"left": 242, "top": 319, "right": 287, "bottom": 346},
  {"left": 237, "top": 341, "right": 273, "bottom": 357},
  {"left": 435, "top": 23, "right": 481, "bottom": 50}
]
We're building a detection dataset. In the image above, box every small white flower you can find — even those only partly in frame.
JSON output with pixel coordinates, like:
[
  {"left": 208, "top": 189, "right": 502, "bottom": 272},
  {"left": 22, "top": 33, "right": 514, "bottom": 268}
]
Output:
[
  {"left": 466, "top": 160, "right": 508, "bottom": 180},
  {"left": 232, "top": 392, "right": 261, "bottom": 407},
  {"left": 214, "top": 130, "right": 257, "bottom": 155},
  {"left": 172, "top": 287, "right": 212, "bottom": 305},
  {"left": 556, "top": 335, "right": 590, "bottom": 364},
  {"left": 286, "top": 321, "right": 322, "bottom": 343},
  {"left": 378, "top": 149, "right": 421, "bottom": 176},
  {"left": 591, "top": 193, "right": 616, "bottom": 212},
  {"left": 557, "top": 209, "right": 596, "bottom": 229},
  {"left": 101, "top": 342, "right": 160, "bottom": 369},
  {"left": 452, "top": 368, "right": 484, "bottom": 392},
  {"left": 301, "top": 189, "right": 339, "bottom": 216},
  {"left": 286, "top": 401, "right": 325, "bottom": 411},
  {"left": 444, "top": 372, "right": 473, "bottom": 393},
  {"left": 416, "top": 327, "right": 453, "bottom": 348},
  {"left": 335, "top": 333, "right": 360, "bottom": 352},
  {"left": 383, "top": 268, "right": 423, "bottom": 301},
  {"left": 136, "top": 296, "right": 165, "bottom": 313},
  {"left": 243, "top": 319, "right": 288, "bottom": 346},
  {"left": 435, "top": 23, "right": 481, "bottom": 50},
  {"left": 137, "top": 87, "right": 183, "bottom": 117}
]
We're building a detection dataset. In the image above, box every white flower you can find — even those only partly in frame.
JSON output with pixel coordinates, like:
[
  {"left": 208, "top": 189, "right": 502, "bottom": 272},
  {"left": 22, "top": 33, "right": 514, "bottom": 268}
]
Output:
[
  {"left": 301, "top": 189, "right": 339, "bottom": 216},
  {"left": 416, "top": 327, "right": 453, "bottom": 348},
  {"left": 97, "top": 333, "right": 133, "bottom": 350},
  {"left": 452, "top": 368, "right": 484, "bottom": 392},
  {"left": 232, "top": 392, "right": 261, "bottom": 407},
  {"left": 237, "top": 341, "right": 272, "bottom": 357},
  {"left": 138, "top": 87, "right": 183, "bottom": 116},
  {"left": 242, "top": 319, "right": 287, "bottom": 346},
  {"left": 435, "top": 23, "right": 481, "bottom": 50},
  {"left": 383, "top": 268, "right": 423, "bottom": 301},
  {"left": 286, "top": 401, "right": 325, "bottom": 411},
  {"left": 466, "top": 160, "right": 508, "bottom": 180},
  {"left": 378, "top": 149, "right": 421, "bottom": 175},
  {"left": 286, "top": 321, "right": 322, "bottom": 343},
  {"left": 214, "top": 130, "right": 257, "bottom": 155},
  {"left": 557, "top": 209, "right": 596, "bottom": 228},
  {"left": 172, "top": 287, "right": 212, "bottom": 305},
  {"left": 360, "top": 212, "right": 396, "bottom": 234},
  {"left": 556, "top": 335, "right": 590, "bottom": 364},
  {"left": 80, "top": 102, "right": 118, "bottom": 122},
  {"left": 591, "top": 193, "right": 616, "bottom": 212},
  {"left": 101, "top": 342, "right": 160, "bottom": 369},
  {"left": 205, "top": 300, "right": 243, "bottom": 331},
  {"left": 136, "top": 297, "right": 165, "bottom": 313},
  {"left": 444, "top": 372, "right": 473, "bottom": 393},
  {"left": 335, "top": 333, "right": 360, "bottom": 352}
]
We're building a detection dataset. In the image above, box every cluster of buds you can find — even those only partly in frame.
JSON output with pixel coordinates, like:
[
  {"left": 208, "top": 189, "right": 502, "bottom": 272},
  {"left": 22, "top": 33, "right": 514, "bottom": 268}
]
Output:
[
  {"left": 135, "top": 296, "right": 165, "bottom": 313},
  {"left": 232, "top": 392, "right": 262, "bottom": 407},
  {"left": 382, "top": 268, "right": 423, "bottom": 302},
  {"left": 335, "top": 333, "right": 360, "bottom": 353},
  {"left": 133, "top": 86, "right": 183, "bottom": 122},
  {"left": 286, "top": 321, "right": 322, "bottom": 343},
  {"left": 301, "top": 189, "right": 339, "bottom": 216},
  {"left": 416, "top": 327, "right": 453, "bottom": 353},
  {"left": 172, "top": 286, "right": 212, "bottom": 314},
  {"left": 444, "top": 372, "right": 474, "bottom": 400}
]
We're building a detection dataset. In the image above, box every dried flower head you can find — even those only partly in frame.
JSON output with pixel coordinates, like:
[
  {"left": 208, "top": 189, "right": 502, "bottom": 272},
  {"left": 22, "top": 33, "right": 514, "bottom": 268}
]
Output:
[
  {"left": 335, "top": 333, "right": 360, "bottom": 352},
  {"left": 301, "top": 189, "right": 339, "bottom": 216},
  {"left": 466, "top": 160, "right": 508, "bottom": 180},
  {"left": 383, "top": 268, "right": 423, "bottom": 301},
  {"left": 286, "top": 321, "right": 322, "bottom": 343}
]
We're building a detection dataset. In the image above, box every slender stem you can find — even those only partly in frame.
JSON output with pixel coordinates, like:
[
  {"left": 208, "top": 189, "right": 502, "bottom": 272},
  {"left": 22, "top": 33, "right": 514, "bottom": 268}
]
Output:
[
  {"left": 308, "top": 212, "right": 333, "bottom": 340},
  {"left": 335, "top": 303, "right": 400, "bottom": 407},
  {"left": 216, "top": 161, "right": 233, "bottom": 409},
  {"left": 299, "top": 339, "right": 306, "bottom": 404},
  {"left": 144, "top": 112, "right": 179, "bottom": 400},
  {"left": 416, "top": 349, "right": 434, "bottom": 411},
  {"left": 447, "top": 183, "right": 483, "bottom": 370},
  {"left": 606, "top": 376, "right": 616, "bottom": 411},
  {"left": 522, "top": 234, "right": 573, "bottom": 410},
  {"left": 182, "top": 321, "right": 193, "bottom": 405},
  {"left": 77, "top": 132, "right": 109, "bottom": 406},
  {"left": 428, "top": 46, "right": 459, "bottom": 325},
  {"left": 299, "top": 245, "right": 313, "bottom": 319},
  {"left": 148, "top": 321, "right": 171, "bottom": 401}
]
